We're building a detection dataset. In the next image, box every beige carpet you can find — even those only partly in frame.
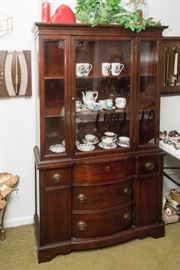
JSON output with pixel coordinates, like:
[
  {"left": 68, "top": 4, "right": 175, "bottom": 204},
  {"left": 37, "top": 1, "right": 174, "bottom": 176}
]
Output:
[{"left": 0, "top": 223, "right": 180, "bottom": 270}]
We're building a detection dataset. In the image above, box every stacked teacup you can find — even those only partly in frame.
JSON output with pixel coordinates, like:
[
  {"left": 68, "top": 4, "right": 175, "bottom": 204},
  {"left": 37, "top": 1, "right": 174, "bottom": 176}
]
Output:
[{"left": 100, "top": 132, "right": 117, "bottom": 149}]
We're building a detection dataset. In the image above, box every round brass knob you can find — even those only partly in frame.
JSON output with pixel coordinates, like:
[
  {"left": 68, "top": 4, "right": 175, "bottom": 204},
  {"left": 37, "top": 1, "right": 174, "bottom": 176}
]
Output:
[
  {"left": 77, "top": 221, "right": 87, "bottom": 231},
  {"left": 144, "top": 162, "right": 155, "bottom": 171},
  {"left": 123, "top": 212, "right": 131, "bottom": 220},
  {"left": 123, "top": 187, "right": 131, "bottom": 195},
  {"left": 105, "top": 165, "right": 111, "bottom": 172},
  {"left": 76, "top": 194, "right": 87, "bottom": 203},
  {"left": 52, "top": 173, "right": 62, "bottom": 183}
]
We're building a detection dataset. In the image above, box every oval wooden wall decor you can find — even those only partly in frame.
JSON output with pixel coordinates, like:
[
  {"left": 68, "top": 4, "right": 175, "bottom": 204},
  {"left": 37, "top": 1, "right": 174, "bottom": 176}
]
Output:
[{"left": 0, "top": 50, "right": 31, "bottom": 97}]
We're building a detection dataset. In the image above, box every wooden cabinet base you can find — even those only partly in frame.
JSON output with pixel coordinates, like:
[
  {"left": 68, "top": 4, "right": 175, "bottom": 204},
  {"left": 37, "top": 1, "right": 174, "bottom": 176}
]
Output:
[{"left": 34, "top": 215, "right": 165, "bottom": 263}]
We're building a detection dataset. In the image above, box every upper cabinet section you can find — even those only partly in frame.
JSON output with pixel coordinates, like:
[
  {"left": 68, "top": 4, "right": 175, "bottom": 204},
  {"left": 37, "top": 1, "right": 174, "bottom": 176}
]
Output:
[
  {"left": 73, "top": 38, "right": 132, "bottom": 155},
  {"left": 161, "top": 37, "right": 180, "bottom": 95},
  {"left": 32, "top": 24, "right": 166, "bottom": 161}
]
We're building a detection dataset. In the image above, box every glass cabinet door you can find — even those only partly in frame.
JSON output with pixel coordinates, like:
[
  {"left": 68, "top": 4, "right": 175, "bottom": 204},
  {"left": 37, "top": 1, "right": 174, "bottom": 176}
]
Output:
[
  {"left": 138, "top": 40, "right": 158, "bottom": 146},
  {"left": 42, "top": 39, "right": 67, "bottom": 158},
  {"left": 74, "top": 39, "right": 132, "bottom": 153}
]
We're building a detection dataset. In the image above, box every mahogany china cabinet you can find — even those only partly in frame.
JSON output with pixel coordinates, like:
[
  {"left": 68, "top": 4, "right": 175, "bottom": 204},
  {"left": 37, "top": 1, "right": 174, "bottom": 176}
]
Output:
[{"left": 32, "top": 23, "right": 166, "bottom": 263}]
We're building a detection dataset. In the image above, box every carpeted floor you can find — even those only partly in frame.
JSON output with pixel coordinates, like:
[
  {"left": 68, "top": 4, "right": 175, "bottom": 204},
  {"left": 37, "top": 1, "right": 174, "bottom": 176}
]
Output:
[{"left": 0, "top": 223, "right": 180, "bottom": 270}]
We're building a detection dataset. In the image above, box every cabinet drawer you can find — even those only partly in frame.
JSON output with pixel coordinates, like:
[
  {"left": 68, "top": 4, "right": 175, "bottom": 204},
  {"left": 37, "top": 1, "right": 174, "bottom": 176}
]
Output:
[
  {"left": 138, "top": 156, "right": 160, "bottom": 175},
  {"left": 72, "top": 204, "right": 132, "bottom": 238},
  {"left": 40, "top": 168, "right": 71, "bottom": 187},
  {"left": 73, "top": 158, "right": 134, "bottom": 184},
  {"left": 73, "top": 181, "right": 133, "bottom": 210}
]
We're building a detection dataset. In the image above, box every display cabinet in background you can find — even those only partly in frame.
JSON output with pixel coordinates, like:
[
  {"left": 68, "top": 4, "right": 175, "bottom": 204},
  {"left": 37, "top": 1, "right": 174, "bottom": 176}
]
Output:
[
  {"left": 161, "top": 37, "right": 180, "bottom": 95},
  {"left": 33, "top": 23, "right": 166, "bottom": 263}
]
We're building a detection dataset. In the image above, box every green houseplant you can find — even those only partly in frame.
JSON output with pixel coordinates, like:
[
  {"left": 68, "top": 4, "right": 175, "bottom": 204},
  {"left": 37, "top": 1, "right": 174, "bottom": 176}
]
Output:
[{"left": 75, "top": 0, "right": 161, "bottom": 32}]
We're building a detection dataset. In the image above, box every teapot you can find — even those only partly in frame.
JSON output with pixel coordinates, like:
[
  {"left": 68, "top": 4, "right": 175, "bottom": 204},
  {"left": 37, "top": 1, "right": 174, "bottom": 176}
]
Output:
[{"left": 81, "top": 91, "right": 98, "bottom": 108}]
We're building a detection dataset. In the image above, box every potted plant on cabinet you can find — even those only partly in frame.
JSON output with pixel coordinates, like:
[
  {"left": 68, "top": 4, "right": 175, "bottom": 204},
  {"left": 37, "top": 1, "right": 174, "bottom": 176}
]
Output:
[{"left": 75, "top": 0, "right": 161, "bottom": 32}]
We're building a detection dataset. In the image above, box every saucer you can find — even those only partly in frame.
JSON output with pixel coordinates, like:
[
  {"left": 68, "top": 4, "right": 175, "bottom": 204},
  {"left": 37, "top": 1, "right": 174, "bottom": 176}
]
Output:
[
  {"left": 116, "top": 105, "right": 126, "bottom": 109},
  {"left": 103, "top": 106, "right": 116, "bottom": 111},
  {"left": 49, "top": 144, "right": 65, "bottom": 153},
  {"left": 76, "top": 108, "right": 82, "bottom": 112},
  {"left": 77, "top": 143, "right": 95, "bottom": 152},
  {"left": 98, "top": 142, "right": 117, "bottom": 149},
  {"left": 117, "top": 141, "right": 130, "bottom": 148}
]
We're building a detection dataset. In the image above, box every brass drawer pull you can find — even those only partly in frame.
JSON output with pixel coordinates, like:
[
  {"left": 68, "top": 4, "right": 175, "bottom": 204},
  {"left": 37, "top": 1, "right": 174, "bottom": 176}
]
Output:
[
  {"left": 105, "top": 165, "right": 111, "bottom": 172},
  {"left": 123, "top": 213, "right": 131, "bottom": 220},
  {"left": 144, "top": 162, "right": 155, "bottom": 171},
  {"left": 52, "top": 173, "right": 62, "bottom": 183},
  {"left": 76, "top": 194, "right": 87, "bottom": 203},
  {"left": 123, "top": 187, "right": 131, "bottom": 195},
  {"left": 77, "top": 221, "right": 87, "bottom": 231}
]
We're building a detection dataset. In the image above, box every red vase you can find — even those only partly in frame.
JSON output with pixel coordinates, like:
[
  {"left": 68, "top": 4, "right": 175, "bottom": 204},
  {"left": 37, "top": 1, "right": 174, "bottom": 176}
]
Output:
[{"left": 41, "top": 1, "right": 51, "bottom": 23}]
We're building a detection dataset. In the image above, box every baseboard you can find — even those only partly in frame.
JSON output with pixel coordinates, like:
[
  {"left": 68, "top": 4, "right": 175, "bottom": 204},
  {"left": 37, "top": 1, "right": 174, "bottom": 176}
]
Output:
[{"left": 4, "top": 215, "right": 33, "bottom": 228}]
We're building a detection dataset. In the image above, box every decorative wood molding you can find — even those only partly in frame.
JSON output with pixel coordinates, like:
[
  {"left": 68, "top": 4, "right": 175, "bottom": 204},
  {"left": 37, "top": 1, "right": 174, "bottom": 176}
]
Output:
[{"left": 0, "top": 50, "right": 32, "bottom": 97}]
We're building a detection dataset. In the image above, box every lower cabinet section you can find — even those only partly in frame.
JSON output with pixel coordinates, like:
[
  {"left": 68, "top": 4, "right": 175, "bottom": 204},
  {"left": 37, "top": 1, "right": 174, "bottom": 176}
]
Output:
[{"left": 34, "top": 151, "right": 165, "bottom": 263}]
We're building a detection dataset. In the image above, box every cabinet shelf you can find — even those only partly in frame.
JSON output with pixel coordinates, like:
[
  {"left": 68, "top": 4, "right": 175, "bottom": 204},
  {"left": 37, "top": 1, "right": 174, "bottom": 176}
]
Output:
[
  {"left": 44, "top": 114, "right": 63, "bottom": 118},
  {"left": 76, "top": 74, "right": 130, "bottom": 80},
  {"left": 44, "top": 76, "right": 64, "bottom": 80},
  {"left": 76, "top": 107, "right": 127, "bottom": 115}
]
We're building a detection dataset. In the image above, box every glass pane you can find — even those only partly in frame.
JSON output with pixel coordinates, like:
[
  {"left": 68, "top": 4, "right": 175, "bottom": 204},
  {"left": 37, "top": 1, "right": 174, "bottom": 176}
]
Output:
[
  {"left": 45, "top": 117, "right": 65, "bottom": 154},
  {"left": 43, "top": 40, "right": 66, "bottom": 156},
  {"left": 74, "top": 40, "right": 131, "bottom": 152},
  {"left": 139, "top": 41, "right": 157, "bottom": 145},
  {"left": 44, "top": 41, "right": 64, "bottom": 77}
]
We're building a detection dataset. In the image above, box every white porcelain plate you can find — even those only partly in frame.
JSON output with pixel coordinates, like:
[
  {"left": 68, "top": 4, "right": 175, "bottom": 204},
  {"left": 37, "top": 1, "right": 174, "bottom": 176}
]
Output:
[
  {"left": 117, "top": 141, "right": 130, "bottom": 148},
  {"left": 98, "top": 142, "right": 117, "bottom": 149},
  {"left": 49, "top": 144, "right": 65, "bottom": 153},
  {"left": 77, "top": 143, "right": 95, "bottom": 152}
]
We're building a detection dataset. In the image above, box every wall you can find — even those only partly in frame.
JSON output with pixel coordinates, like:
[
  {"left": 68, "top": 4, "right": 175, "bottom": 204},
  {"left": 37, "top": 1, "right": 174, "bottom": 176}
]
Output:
[
  {"left": 0, "top": 0, "right": 76, "bottom": 227},
  {"left": 0, "top": 0, "right": 179, "bottom": 228}
]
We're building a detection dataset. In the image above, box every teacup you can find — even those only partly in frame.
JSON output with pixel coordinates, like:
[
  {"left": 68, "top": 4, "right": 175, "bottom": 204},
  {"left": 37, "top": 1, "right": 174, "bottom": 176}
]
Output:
[
  {"left": 115, "top": 97, "right": 126, "bottom": 109},
  {"left": 118, "top": 136, "right": 130, "bottom": 146},
  {"left": 85, "top": 134, "right": 96, "bottom": 143},
  {"left": 101, "top": 136, "right": 115, "bottom": 145},
  {"left": 104, "top": 132, "right": 117, "bottom": 140},
  {"left": 99, "top": 99, "right": 106, "bottom": 108},
  {"left": 76, "top": 99, "right": 82, "bottom": 109},
  {"left": 111, "top": 63, "right": 124, "bottom": 76},
  {"left": 102, "top": 63, "right": 111, "bottom": 76},
  {"left": 76, "top": 63, "right": 93, "bottom": 77},
  {"left": 105, "top": 99, "right": 113, "bottom": 110}
]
